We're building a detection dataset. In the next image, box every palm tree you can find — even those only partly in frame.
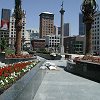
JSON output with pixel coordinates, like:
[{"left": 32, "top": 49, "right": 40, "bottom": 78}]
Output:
[
  {"left": 14, "top": 0, "right": 23, "bottom": 54},
  {"left": 81, "top": 0, "right": 98, "bottom": 55}
]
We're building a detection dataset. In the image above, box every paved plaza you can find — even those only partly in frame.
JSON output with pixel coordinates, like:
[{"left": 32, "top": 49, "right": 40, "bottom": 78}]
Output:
[{"left": 33, "top": 60, "right": 100, "bottom": 100}]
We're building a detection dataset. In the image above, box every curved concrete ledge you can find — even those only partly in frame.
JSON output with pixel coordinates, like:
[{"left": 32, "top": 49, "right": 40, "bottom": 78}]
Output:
[
  {"left": 0, "top": 60, "right": 46, "bottom": 100},
  {"left": 36, "top": 53, "right": 61, "bottom": 60},
  {"left": 65, "top": 61, "right": 100, "bottom": 83},
  {"left": 4, "top": 57, "right": 36, "bottom": 64}
]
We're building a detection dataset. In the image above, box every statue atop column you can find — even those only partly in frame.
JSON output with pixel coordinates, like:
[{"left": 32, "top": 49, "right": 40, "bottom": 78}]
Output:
[{"left": 59, "top": 1, "right": 65, "bottom": 54}]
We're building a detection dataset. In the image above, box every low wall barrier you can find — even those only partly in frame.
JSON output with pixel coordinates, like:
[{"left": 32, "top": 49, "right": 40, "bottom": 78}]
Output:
[
  {"left": 0, "top": 60, "right": 46, "bottom": 100},
  {"left": 65, "top": 60, "right": 100, "bottom": 82}
]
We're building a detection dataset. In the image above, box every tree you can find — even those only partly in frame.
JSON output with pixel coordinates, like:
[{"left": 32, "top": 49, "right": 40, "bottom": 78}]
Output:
[
  {"left": 14, "top": 0, "right": 23, "bottom": 54},
  {"left": 81, "top": 0, "right": 98, "bottom": 54},
  {"left": 0, "top": 37, "right": 7, "bottom": 52}
]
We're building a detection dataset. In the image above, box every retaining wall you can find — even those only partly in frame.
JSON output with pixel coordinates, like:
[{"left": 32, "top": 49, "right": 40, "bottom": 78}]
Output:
[
  {"left": 0, "top": 60, "right": 46, "bottom": 100},
  {"left": 65, "top": 60, "right": 100, "bottom": 82}
]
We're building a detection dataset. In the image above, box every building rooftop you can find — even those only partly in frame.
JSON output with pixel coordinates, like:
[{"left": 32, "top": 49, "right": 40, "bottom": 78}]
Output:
[{"left": 42, "top": 12, "right": 53, "bottom": 14}]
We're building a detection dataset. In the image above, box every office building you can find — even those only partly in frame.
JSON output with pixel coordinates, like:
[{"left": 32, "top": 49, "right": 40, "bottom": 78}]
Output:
[
  {"left": 31, "top": 39, "right": 45, "bottom": 50},
  {"left": 58, "top": 23, "right": 70, "bottom": 36},
  {"left": 64, "top": 23, "right": 70, "bottom": 36},
  {"left": 1, "top": 9, "right": 11, "bottom": 30},
  {"left": 0, "top": 29, "right": 9, "bottom": 45},
  {"left": 27, "top": 30, "right": 39, "bottom": 40},
  {"left": 79, "top": 13, "right": 85, "bottom": 35},
  {"left": 39, "top": 12, "right": 54, "bottom": 38},
  {"left": 45, "top": 34, "right": 60, "bottom": 52},
  {"left": 58, "top": 27, "right": 61, "bottom": 35},
  {"left": 91, "top": 11, "right": 100, "bottom": 54},
  {"left": 64, "top": 35, "right": 85, "bottom": 54},
  {"left": 64, "top": 36, "right": 76, "bottom": 54},
  {"left": 75, "top": 35, "right": 85, "bottom": 54}
]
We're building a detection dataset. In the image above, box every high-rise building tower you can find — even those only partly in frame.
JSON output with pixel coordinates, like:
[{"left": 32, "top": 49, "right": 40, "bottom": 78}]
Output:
[
  {"left": 1, "top": 9, "right": 11, "bottom": 30},
  {"left": 64, "top": 23, "right": 70, "bottom": 36},
  {"left": 58, "top": 27, "right": 61, "bottom": 35},
  {"left": 79, "top": 13, "right": 85, "bottom": 35},
  {"left": 39, "top": 12, "right": 54, "bottom": 38}
]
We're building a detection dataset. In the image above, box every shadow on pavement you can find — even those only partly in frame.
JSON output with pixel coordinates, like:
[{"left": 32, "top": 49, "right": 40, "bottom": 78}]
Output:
[
  {"left": 64, "top": 68, "right": 100, "bottom": 84},
  {"left": 58, "top": 66, "right": 66, "bottom": 69}
]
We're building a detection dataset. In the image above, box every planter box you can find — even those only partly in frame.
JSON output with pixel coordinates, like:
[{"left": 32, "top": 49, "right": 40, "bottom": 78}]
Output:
[
  {"left": 66, "top": 60, "right": 100, "bottom": 82},
  {"left": 0, "top": 53, "right": 5, "bottom": 62},
  {"left": 0, "top": 60, "right": 46, "bottom": 100},
  {"left": 36, "top": 53, "right": 61, "bottom": 60},
  {"left": 4, "top": 57, "right": 36, "bottom": 64},
  {"left": 0, "top": 53, "right": 36, "bottom": 64}
]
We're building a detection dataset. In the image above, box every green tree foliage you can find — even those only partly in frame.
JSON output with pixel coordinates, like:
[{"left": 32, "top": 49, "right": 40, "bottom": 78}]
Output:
[{"left": 0, "top": 37, "right": 7, "bottom": 52}]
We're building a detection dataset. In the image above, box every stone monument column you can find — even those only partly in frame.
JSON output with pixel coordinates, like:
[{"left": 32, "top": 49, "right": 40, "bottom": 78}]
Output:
[{"left": 60, "top": 2, "right": 65, "bottom": 54}]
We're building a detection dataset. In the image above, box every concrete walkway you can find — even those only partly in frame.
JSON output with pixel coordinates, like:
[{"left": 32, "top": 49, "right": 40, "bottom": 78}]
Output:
[{"left": 33, "top": 60, "right": 100, "bottom": 100}]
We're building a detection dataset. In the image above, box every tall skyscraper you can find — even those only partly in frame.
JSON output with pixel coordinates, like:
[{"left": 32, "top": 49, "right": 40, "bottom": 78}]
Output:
[
  {"left": 39, "top": 12, "right": 54, "bottom": 38},
  {"left": 58, "top": 23, "right": 70, "bottom": 36},
  {"left": 1, "top": 9, "right": 11, "bottom": 30},
  {"left": 79, "top": 13, "right": 85, "bottom": 35},
  {"left": 64, "top": 23, "right": 70, "bottom": 36},
  {"left": 58, "top": 27, "right": 61, "bottom": 35}
]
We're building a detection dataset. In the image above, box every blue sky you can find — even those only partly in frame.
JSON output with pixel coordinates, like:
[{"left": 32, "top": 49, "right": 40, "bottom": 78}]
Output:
[{"left": 0, "top": 0, "right": 100, "bottom": 35}]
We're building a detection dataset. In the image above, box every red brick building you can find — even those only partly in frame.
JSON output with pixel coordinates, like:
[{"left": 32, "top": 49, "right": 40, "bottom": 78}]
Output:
[{"left": 31, "top": 39, "right": 45, "bottom": 50}]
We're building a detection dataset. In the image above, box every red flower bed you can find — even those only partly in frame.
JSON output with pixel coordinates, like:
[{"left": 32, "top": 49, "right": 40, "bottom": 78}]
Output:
[
  {"left": 0, "top": 60, "right": 38, "bottom": 94},
  {"left": 73, "top": 55, "right": 100, "bottom": 64},
  {"left": 0, "top": 62, "right": 32, "bottom": 77}
]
